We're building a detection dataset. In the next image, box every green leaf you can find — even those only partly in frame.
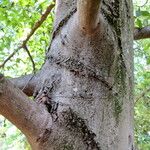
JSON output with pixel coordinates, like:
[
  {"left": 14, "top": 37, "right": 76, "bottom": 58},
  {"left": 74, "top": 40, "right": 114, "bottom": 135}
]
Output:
[
  {"left": 136, "top": 18, "right": 143, "bottom": 28},
  {"left": 141, "top": 11, "right": 150, "bottom": 16}
]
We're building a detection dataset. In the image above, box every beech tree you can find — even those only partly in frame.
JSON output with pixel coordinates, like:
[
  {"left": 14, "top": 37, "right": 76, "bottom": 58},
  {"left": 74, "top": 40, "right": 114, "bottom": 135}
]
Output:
[{"left": 0, "top": 0, "right": 150, "bottom": 149}]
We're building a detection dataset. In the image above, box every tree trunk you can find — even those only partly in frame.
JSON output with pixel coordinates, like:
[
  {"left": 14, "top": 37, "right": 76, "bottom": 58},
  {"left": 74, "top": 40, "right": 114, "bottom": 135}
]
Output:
[{"left": 0, "top": 0, "right": 134, "bottom": 150}]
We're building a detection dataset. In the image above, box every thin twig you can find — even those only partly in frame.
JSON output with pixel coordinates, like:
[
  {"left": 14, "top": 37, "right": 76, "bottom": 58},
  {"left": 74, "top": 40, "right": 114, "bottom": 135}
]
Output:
[
  {"left": 0, "top": 46, "right": 22, "bottom": 68},
  {"left": 135, "top": 86, "right": 150, "bottom": 104},
  {"left": 136, "top": 0, "right": 148, "bottom": 7},
  {"left": 23, "top": 45, "right": 36, "bottom": 73},
  {"left": 22, "top": 3, "right": 55, "bottom": 46},
  {"left": 0, "top": 3, "right": 55, "bottom": 68}
]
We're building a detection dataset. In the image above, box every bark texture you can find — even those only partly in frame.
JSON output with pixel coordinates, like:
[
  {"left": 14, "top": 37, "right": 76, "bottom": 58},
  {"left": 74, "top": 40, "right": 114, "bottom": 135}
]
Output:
[
  {"left": 32, "top": 0, "right": 134, "bottom": 149},
  {"left": 0, "top": 0, "right": 134, "bottom": 150}
]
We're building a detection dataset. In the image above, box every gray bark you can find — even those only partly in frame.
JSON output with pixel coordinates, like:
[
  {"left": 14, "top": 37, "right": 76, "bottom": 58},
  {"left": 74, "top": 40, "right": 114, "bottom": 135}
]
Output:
[
  {"left": 0, "top": 0, "right": 134, "bottom": 150},
  {"left": 31, "top": 0, "right": 134, "bottom": 149}
]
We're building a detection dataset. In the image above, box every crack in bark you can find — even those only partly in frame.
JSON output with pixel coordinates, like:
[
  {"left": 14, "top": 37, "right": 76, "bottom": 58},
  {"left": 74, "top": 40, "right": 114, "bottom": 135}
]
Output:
[
  {"left": 62, "top": 108, "right": 101, "bottom": 150},
  {"left": 47, "top": 7, "right": 77, "bottom": 53},
  {"left": 102, "top": 1, "right": 119, "bottom": 19},
  {"left": 48, "top": 56, "right": 113, "bottom": 90},
  {"left": 36, "top": 129, "right": 52, "bottom": 143}
]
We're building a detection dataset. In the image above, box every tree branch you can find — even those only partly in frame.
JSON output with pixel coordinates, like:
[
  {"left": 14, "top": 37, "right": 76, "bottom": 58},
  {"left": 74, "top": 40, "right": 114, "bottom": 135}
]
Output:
[
  {"left": 22, "top": 3, "right": 55, "bottom": 45},
  {"left": 23, "top": 45, "right": 36, "bottom": 73},
  {"left": 77, "top": 0, "right": 101, "bottom": 34},
  {"left": 10, "top": 74, "right": 37, "bottom": 96},
  {"left": 0, "top": 3, "right": 55, "bottom": 68},
  {"left": 134, "top": 26, "right": 150, "bottom": 40},
  {"left": 0, "top": 74, "right": 52, "bottom": 146},
  {"left": 0, "top": 46, "right": 22, "bottom": 68}
]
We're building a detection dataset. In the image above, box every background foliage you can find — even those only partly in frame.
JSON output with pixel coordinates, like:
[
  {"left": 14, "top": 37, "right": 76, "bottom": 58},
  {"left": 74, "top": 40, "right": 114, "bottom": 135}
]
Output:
[
  {"left": 0, "top": 0, "right": 149, "bottom": 149},
  {"left": 134, "top": 0, "right": 150, "bottom": 149}
]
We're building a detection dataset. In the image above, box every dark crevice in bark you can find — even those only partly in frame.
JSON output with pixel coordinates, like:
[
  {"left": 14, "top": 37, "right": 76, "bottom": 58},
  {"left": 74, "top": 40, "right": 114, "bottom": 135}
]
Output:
[
  {"left": 47, "top": 7, "right": 77, "bottom": 53},
  {"left": 34, "top": 74, "right": 61, "bottom": 121},
  {"left": 102, "top": 1, "right": 127, "bottom": 69},
  {"left": 101, "top": 0, "right": 120, "bottom": 27},
  {"left": 102, "top": 1, "right": 119, "bottom": 19},
  {"left": 128, "top": 135, "right": 135, "bottom": 150},
  {"left": 124, "top": 0, "right": 131, "bottom": 18},
  {"left": 36, "top": 129, "right": 52, "bottom": 144},
  {"left": 113, "top": 1, "right": 130, "bottom": 80},
  {"left": 62, "top": 108, "right": 101, "bottom": 150},
  {"left": 48, "top": 56, "right": 113, "bottom": 90}
]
